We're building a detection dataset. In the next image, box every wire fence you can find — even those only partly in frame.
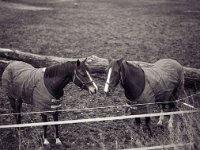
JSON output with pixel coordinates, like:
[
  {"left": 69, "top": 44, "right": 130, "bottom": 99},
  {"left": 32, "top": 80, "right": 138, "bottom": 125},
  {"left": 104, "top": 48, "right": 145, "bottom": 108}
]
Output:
[
  {"left": 0, "top": 92, "right": 199, "bottom": 117},
  {"left": 0, "top": 92, "right": 199, "bottom": 150},
  {"left": 120, "top": 142, "right": 194, "bottom": 150},
  {"left": 0, "top": 109, "right": 198, "bottom": 129}
]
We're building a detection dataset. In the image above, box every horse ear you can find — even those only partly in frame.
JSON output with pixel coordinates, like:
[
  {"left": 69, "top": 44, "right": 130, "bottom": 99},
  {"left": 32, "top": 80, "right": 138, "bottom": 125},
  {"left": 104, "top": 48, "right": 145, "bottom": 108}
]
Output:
[
  {"left": 117, "top": 58, "right": 124, "bottom": 64},
  {"left": 83, "top": 58, "right": 87, "bottom": 64},
  {"left": 77, "top": 59, "right": 81, "bottom": 66},
  {"left": 108, "top": 57, "right": 113, "bottom": 63}
]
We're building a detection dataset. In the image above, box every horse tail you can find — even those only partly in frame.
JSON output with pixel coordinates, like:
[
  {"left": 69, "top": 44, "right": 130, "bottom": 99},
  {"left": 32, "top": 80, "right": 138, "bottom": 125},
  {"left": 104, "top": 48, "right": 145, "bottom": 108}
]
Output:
[
  {"left": 177, "top": 64, "right": 184, "bottom": 97},
  {"left": 1, "top": 62, "right": 14, "bottom": 97},
  {"left": 171, "top": 64, "right": 184, "bottom": 100}
]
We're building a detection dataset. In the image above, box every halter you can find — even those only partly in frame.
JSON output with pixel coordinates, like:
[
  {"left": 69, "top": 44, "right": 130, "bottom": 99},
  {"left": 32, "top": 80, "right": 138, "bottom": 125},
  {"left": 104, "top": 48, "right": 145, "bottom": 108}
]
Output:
[{"left": 72, "top": 70, "right": 94, "bottom": 89}]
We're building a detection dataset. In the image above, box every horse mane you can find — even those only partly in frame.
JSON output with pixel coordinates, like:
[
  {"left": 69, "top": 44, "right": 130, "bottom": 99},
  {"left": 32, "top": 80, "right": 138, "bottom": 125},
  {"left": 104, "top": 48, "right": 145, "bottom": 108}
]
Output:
[
  {"left": 44, "top": 62, "right": 76, "bottom": 78},
  {"left": 121, "top": 61, "right": 142, "bottom": 83},
  {"left": 120, "top": 61, "right": 145, "bottom": 100}
]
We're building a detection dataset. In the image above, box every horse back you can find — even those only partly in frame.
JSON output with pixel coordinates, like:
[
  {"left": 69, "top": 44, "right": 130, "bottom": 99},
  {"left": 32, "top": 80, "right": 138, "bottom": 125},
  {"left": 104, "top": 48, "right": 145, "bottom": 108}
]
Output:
[
  {"left": 154, "top": 59, "right": 184, "bottom": 78},
  {"left": 2, "top": 61, "right": 43, "bottom": 104},
  {"left": 142, "top": 59, "right": 184, "bottom": 102}
]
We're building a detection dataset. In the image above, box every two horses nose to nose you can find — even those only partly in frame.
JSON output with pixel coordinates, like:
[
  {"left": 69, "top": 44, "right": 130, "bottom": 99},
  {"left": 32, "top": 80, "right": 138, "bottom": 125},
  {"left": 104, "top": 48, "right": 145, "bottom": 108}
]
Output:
[{"left": 88, "top": 85, "right": 111, "bottom": 95}]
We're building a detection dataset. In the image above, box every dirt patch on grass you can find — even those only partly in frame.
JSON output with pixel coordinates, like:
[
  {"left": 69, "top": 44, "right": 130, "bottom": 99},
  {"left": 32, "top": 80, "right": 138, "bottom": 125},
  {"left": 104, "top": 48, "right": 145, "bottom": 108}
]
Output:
[
  {"left": 0, "top": 1, "right": 52, "bottom": 11},
  {"left": 40, "top": 0, "right": 75, "bottom": 3}
]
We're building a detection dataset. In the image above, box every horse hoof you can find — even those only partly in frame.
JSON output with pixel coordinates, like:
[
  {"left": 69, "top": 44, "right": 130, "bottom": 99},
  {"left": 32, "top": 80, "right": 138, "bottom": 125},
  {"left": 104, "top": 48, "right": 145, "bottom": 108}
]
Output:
[
  {"left": 168, "top": 123, "right": 173, "bottom": 129},
  {"left": 44, "top": 138, "right": 50, "bottom": 145},
  {"left": 56, "top": 138, "right": 62, "bottom": 145},
  {"left": 148, "top": 131, "right": 153, "bottom": 137},
  {"left": 157, "top": 121, "right": 163, "bottom": 126}
]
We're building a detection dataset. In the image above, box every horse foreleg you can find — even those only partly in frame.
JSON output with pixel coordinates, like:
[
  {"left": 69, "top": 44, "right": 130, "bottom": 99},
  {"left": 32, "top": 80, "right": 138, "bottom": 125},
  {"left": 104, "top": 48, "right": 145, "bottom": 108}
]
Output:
[
  {"left": 135, "top": 118, "right": 141, "bottom": 126},
  {"left": 124, "top": 106, "right": 130, "bottom": 114},
  {"left": 41, "top": 114, "right": 49, "bottom": 145},
  {"left": 168, "top": 114, "right": 174, "bottom": 129},
  {"left": 157, "top": 104, "right": 165, "bottom": 126},
  {"left": 157, "top": 110, "right": 164, "bottom": 126},
  {"left": 53, "top": 111, "right": 62, "bottom": 145},
  {"left": 145, "top": 117, "right": 152, "bottom": 136}
]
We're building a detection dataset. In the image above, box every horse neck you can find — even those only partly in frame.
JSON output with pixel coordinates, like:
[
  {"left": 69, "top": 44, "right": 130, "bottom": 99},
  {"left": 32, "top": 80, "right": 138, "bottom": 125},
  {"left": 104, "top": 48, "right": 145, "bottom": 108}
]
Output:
[
  {"left": 44, "top": 62, "right": 76, "bottom": 99},
  {"left": 121, "top": 61, "right": 145, "bottom": 100}
]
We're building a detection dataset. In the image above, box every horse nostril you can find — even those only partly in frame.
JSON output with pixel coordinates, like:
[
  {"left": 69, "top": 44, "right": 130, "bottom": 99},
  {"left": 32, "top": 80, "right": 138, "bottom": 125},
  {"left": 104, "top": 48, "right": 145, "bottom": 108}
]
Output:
[{"left": 104, "top": 91, "right": 109, "bottom": 97}]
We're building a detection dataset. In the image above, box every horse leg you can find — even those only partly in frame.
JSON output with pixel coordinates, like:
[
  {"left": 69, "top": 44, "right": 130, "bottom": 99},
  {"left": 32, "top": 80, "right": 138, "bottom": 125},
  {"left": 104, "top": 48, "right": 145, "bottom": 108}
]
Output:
[
  {"left": 130, "top": 106, "right": 142, "bottom": 133},
  {"left": 124, "top": 106, "right": 130, "bottom": 114},
  {"left": 168, "top": 82, "right": 182, "bottom": 129},
  {"left": 168, "top": 102, "right": 176, "bottom": 129},
  {"left": 168, "top": 72, "right": 184, "bottom": 129},
  {"left": 157, "top": 104, "right": 165, "bottom": 126},
  {"left": 135, "top": 118, "right": 141, "bottom": 126},
  {"left": 145, "top": 117, "right": 152, "bottom": 136},
  {"left": 8, "top": 97, "right": 17, "bottom": 122},
  {"left": 168, "top": 114, "right": 174, "bottom": 129},
  {"left": 130, "top": 107, "right": 141, "bottom": 127},
  {"left": 134, "top": 118, "right": 142, "bottom": 135},
  {"left": 53, "top": 111, "right": 62, "bottom": 145},
  {"left": 41, "top": 113, "right": 49, "bottom": 145},
  {"left": 16, "top": 99, "right": 23, "bottom": 124}
]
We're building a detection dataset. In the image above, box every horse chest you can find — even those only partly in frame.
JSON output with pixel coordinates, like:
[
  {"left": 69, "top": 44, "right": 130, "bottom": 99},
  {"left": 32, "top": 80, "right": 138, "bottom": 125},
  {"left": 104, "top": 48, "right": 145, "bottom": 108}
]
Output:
[
  {"left": 124, "top": 91, "right": 136, "bottom": 101},
  {"left": 123, "top": 84, "right": 142, "bottom": 101}
]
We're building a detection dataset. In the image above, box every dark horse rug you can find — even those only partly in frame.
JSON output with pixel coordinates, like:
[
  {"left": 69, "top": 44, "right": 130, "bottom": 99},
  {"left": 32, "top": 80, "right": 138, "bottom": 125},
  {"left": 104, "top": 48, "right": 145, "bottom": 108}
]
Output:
[
  {"left": 2, "top": 61, "right": 60, "bottom": 111},
  {"left": 128, "top": 59, "right": 184, "bottom": 113}
]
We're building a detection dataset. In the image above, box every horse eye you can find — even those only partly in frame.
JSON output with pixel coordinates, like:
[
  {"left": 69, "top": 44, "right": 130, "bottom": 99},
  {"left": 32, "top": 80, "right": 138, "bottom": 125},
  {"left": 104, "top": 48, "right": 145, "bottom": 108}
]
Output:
[
  {"left": 82, "top": 73, "right": 87, "bottom": 77},
  {"left": 79, "top": 71, "right": 86, "bottom": 77},
  {"left": 113, "top": 70, "right": 119, "bottom": 75}
]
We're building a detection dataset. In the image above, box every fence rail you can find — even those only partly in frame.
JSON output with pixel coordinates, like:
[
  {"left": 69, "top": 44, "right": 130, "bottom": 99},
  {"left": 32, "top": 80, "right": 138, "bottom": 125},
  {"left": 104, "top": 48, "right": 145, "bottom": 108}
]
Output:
[
  {"left": 0, "top": 109, "right": 198, "bottom": 129},
  {"left": 120, "top": 142, "right": 194, "bottom": 150},
  {"left": 0, "top": 94, "right": 199, "bottom": 150},
  {"left": 0, "top": 92, "right": 199, "bottom": 117}
]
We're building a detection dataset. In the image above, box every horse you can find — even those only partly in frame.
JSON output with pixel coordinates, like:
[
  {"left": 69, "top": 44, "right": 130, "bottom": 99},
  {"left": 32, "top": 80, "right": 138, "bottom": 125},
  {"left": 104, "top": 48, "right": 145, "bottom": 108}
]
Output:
[
  {"left": 1, "top": 58, "right": 98, "bottom": 145},
  {"left": 104, "top": 58, "right": 184, "bottom": 134}
]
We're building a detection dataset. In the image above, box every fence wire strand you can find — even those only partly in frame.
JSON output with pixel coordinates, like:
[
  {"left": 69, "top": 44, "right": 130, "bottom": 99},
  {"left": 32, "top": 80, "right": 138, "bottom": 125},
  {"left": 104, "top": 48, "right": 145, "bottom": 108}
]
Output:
[
  {"left": 0, "top": 109, "right": 199, "bottom": 129},
  {"left": 0, "top": 92, "right": 199, "bottom": 117},
  {"left": 120, "top": 142, "right": 194, "bottom": 150}
]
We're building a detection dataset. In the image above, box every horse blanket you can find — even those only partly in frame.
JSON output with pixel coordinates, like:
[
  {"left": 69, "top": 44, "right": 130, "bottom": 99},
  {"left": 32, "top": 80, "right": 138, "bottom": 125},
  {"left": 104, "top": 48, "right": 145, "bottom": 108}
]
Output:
[
  {"left": 128, "top": 59, "right": 184, "bottom": 113},
  {"left": 2, "top": 61, "right": 61, "bottom": 111}
]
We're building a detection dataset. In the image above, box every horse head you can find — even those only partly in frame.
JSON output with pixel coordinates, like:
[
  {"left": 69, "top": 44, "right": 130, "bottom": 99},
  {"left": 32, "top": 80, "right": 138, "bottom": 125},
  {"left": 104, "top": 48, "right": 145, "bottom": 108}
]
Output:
[
  {"left": 73, "top": 58, "right": 98, "bottom": 94},
  {"left": 104, "top": 58, "right": 124, "bottom": 95}
]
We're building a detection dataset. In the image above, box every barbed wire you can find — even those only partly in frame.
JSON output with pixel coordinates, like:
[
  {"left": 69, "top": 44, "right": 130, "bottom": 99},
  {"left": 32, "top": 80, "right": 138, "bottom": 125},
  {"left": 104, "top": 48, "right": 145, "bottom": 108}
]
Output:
[{"left": 0, "top": 92, "right": 199, "bottom": 117}]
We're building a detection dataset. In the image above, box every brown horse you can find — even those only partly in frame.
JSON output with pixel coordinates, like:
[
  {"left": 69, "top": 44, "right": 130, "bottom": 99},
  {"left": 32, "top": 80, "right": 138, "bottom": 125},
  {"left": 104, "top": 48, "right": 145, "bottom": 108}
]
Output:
[
  {"left": 104, "top": 58, "right": 184, "bottom": 134},
  {"left": 2, "top": 58, "right": 98, "bottom": 145}
]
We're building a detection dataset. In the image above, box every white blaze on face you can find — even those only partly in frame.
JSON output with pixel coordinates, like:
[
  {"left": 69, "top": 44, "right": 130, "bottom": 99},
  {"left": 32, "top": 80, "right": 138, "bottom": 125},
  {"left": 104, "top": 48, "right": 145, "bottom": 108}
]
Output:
[
  {"left": 86, "top": 71, "right": 98, "bottom": 91},
  {"left": 104, "top": 68, "right": 112, "bottom": 92},
  {"left": 42, "top": 68, "right": 46, "bottom": 72}
]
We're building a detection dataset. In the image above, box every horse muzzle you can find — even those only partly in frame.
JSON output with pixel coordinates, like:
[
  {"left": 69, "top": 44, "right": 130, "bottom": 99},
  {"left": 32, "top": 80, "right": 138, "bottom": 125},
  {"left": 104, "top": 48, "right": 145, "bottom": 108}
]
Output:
[
  {"left": 104, "top": 81, "right": 113, "bottom": 96},
  {"left": 104, "top": 87, "right": 112, "bottom": 97},
  {"left": 88, "top": 86, "right": 97, "bottom": 94}
]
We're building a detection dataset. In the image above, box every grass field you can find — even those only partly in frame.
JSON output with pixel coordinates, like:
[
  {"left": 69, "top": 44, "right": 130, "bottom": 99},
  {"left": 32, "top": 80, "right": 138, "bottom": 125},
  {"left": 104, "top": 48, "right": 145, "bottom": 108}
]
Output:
[{"left": 0, "top": 0, "right": 200, "bottom": 149}]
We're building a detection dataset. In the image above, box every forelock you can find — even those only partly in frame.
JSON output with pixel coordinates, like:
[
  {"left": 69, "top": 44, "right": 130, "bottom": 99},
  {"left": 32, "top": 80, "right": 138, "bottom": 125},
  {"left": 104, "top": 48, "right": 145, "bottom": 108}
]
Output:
[
  {"left": 78, "top": 62, "right": 90, "bottom": 72},
  {"left": 112, "top": 60, "right": 121, "bottom": 71}
]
